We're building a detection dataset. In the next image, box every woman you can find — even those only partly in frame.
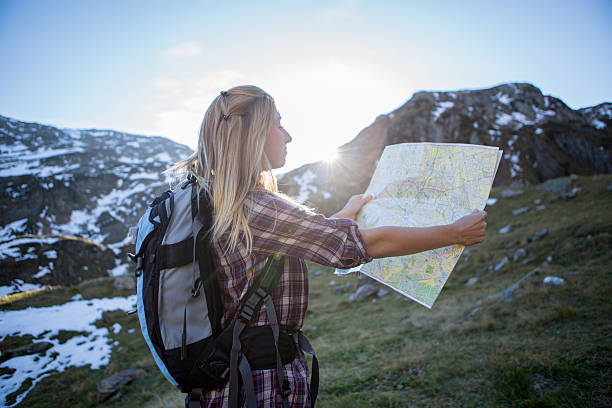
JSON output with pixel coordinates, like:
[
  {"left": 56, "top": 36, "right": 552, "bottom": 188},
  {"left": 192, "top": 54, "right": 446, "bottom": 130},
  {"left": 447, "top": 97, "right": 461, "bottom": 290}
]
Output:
[{"left": 169, "top": 85, "right": 487, "bottom": 407}]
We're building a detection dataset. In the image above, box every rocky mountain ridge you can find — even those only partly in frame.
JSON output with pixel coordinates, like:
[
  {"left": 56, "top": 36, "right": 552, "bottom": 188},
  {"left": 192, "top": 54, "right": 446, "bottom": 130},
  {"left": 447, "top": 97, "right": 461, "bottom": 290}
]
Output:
[
  {"left": 0, "top": 115, "right": 192, "bottom": 288},
  {"left": 1, "top": 82, "right": 610, "bottom": 289},
  {"left": 278, "top": 82, "right": 611, "bottom": 215}
]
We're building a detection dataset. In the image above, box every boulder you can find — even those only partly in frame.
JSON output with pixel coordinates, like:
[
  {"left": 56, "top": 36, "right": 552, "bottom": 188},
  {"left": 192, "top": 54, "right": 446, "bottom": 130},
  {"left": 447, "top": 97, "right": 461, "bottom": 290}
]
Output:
[
  {"left": 331, "top": 282, "right": 353, "bottom": 294},
  {"left": 112, "top": 275, "right": 135, "bottom": 291},
  {"left": 536, "top": 177, "right": 571, "bottom": 193},
  {"left": 494, "top": 257, "right": 509, "bottom": 271},
  {"left": 558, "top": 187, "right": 581, "bottom": 200},
  {"left": 500, "top": 188, "right": 524, "bottom": 198},
  {"left": 511, "top": 207, "right": 529, "bottom": 216},
  {"left": 498, "top": 225, "right": 512, "bottom": 234},
  {"left": 97, "top": 368, "right": 144, "bottom": 402},
  {"left": 513, "top": 248, "right": 527, "bottom": 261},
  {"left": 376, "top": 288, "right": 389, "bottom": 297},
  {"left": 348, "top": 284, "right": 378, "bottom": 302},
  {"left": 532, "top": 229, "right": 549, "bottom": 241},
  {"left": 543, "top": 276, "right": 565, "bottom": 285},
  {"left": 309, "top": 289, "right": 321, "bottom": 298},
  {"left": 484, "top": 270, "right": 539, "bottom": 304},
  {"left": 1, "top": 341, "right": 52, "bottom": 362}
]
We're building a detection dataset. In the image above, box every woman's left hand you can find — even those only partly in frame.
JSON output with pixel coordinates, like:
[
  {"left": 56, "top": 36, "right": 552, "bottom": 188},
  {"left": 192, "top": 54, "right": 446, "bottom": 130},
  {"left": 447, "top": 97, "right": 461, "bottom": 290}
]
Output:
[{"left": 332, "top": 194, "right": 373, "bottom": 221}]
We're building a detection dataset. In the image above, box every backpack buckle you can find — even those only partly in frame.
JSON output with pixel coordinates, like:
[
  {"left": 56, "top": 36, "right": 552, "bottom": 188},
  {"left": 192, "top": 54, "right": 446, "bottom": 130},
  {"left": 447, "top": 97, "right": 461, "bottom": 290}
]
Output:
[
  {"left": 238, "top": 304, "right": 255, "bottom": 323},
  {"left": 191, "top": 278, "right": 202, "bottom": 297},
  {"left": 281, "top": 379, "right": 292, "bottom": 398}
]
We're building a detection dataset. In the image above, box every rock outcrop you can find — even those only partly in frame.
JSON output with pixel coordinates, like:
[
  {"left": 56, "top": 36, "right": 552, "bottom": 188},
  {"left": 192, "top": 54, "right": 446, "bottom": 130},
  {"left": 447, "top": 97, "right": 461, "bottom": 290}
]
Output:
[
  {"left": 0, "top": 116, "right": 192, "bottom": 286},
  {"left": 279, "top": 83, "right": 611, "bottom": 215}
]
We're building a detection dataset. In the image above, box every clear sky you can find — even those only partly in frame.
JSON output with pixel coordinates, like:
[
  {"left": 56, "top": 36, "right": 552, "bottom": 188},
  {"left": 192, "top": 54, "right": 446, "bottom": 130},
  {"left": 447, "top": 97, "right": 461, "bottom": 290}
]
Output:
[{"left": 1, "top": 0, "right": 611, "bottom": 172}]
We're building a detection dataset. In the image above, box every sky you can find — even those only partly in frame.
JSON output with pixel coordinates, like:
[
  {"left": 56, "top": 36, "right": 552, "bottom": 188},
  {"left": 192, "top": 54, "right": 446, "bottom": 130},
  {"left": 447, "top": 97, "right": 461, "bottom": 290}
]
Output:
[{"left": 1, "top": 0, "right": 611, "bottom": 172}]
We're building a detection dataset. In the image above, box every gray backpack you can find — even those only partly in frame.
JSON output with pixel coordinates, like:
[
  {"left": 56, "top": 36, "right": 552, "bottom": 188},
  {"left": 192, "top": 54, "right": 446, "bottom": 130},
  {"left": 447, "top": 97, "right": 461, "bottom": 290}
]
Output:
[{"left": 130, "top": 178, "right": 319, "bottom": 408}]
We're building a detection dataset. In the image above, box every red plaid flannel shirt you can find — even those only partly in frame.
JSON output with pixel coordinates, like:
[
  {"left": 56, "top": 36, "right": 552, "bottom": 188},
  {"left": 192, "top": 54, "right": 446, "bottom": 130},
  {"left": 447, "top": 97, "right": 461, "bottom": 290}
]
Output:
[{"left": 201, "top": 191, "right": 371, "bottom": 407}]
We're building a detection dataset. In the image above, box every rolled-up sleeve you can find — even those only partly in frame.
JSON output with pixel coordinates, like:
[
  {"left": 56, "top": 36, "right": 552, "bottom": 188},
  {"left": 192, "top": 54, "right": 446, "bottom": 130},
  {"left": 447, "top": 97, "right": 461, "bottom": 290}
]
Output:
[{"left": 245, "top": 191, "right": 372, "bottom": 268}]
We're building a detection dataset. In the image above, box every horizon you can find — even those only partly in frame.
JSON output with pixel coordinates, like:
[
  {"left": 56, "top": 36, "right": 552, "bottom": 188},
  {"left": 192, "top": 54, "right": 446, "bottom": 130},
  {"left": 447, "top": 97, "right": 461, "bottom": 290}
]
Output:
[{"left": 1, "top": 0, "right": 611, "bottom": 172}]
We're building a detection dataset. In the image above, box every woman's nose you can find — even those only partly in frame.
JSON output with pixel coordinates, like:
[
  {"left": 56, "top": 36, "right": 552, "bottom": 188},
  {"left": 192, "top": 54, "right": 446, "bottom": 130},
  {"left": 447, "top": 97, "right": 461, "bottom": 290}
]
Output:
[{"left": 284, "top": 129, "right": 292, "bottom": 143}]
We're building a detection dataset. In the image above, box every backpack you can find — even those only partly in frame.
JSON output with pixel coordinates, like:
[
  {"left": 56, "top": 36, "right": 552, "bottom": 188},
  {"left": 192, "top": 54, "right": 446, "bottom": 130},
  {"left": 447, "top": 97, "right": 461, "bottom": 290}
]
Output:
[{"left": 129, "top": 178, "right": 319, "bottom": 408}]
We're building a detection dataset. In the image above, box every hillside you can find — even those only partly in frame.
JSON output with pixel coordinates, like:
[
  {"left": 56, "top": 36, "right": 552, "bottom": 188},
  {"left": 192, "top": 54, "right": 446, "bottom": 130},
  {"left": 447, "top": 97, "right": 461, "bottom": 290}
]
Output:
[
  {"left": 1, "top": 81, "right": 611, "bottom": 406},
  {"left": 0, "top": 115, "right": 192, "bottom": 291},
  {"left": 1, "top": 174, "right": 610, "bottom": 407},
  {"left": 279, "top": 83, "right": 611, "bottom": 215}
]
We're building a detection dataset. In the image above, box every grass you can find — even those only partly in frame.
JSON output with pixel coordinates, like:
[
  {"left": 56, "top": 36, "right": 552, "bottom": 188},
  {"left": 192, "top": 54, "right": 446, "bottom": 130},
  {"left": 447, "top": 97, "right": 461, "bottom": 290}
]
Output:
[{"left": 2, "top": 174, "right": 611, "bottom": 407}]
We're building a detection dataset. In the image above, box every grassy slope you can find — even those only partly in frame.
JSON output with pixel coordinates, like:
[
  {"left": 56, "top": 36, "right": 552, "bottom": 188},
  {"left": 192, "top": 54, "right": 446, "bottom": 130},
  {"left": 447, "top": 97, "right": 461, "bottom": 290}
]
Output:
[{"left": 2, "top": 174, "right": 611, "bottom": 407}]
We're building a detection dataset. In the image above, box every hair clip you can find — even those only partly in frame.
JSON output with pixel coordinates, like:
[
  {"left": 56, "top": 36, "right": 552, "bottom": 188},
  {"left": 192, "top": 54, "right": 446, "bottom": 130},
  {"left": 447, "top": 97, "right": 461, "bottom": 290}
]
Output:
[
  {"left": 221, "top": 114, "right": 230, "bottom": 120},
  {"left": 220, "top": 91, "right": 228, "bottom": 96}
]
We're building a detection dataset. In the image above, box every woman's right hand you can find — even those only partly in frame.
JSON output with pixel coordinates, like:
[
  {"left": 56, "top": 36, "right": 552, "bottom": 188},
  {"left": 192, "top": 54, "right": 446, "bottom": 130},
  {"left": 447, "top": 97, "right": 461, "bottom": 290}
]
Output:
[
  {"left": 451, "top": 210, "right": 488, "bottom": 246},
  {"left": 332, "top": 194, "right": 373, "bottom": 221}
]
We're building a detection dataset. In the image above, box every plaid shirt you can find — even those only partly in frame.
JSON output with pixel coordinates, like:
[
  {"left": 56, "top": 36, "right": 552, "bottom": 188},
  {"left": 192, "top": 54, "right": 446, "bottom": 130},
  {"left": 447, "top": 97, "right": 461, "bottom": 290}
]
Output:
[{"left": 202, "top": 191, "right": 371, "bottom": 407}]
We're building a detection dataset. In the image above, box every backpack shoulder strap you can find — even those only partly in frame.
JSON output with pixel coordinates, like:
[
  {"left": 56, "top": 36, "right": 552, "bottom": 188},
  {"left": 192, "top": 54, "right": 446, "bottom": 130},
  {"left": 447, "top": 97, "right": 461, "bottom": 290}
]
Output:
[
  {"left": 229, "top": 255, "right": 285, "bottom": 408},
  {"left": 188, "top": 180, "right": 225, "bottom": 336}
]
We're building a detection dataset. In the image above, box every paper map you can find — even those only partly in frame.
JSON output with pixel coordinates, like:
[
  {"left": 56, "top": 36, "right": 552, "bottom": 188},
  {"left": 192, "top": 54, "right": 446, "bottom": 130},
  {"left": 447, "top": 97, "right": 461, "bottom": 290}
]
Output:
[{"left": 335, "top": 143, "right": 502, "bottom": 308}]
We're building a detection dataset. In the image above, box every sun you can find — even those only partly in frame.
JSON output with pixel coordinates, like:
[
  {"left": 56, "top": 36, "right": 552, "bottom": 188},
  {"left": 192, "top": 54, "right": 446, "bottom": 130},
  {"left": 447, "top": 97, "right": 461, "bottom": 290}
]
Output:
[{"left": 322, "top": 148, "right": 338, "bottom": 164}]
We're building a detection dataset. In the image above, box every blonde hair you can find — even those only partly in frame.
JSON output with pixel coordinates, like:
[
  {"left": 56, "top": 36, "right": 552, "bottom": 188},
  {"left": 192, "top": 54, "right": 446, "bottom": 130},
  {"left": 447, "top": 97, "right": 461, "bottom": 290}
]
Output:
[{"left": 167, "top": 85, "right": 278, "bottom": 254}]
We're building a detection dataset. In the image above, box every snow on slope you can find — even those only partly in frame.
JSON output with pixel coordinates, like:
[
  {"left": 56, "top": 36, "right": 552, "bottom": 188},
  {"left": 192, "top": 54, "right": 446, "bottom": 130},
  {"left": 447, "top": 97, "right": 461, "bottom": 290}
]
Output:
[
  {"left": 0, "top": 294, "right": 136, "bottom": 407},
  {"left": 0, "top": 114, "right": 193, "bottom": 289}
]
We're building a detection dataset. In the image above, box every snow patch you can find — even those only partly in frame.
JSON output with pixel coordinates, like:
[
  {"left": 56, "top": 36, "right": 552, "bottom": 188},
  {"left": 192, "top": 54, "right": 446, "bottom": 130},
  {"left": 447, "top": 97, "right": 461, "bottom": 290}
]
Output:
[
  {"left": 0, "top": 141, "right": 29, "bottom": 155},
  {"left": 43, "top": 250, "right": 57, "bottom": 259},
  {"left": 0, "top": 280, "right": 45, "bottom": 298},
  {"left": 0, "top": 219, "right": 28, "bottom": 241},
  {"left": 117, "top": 156, "right": 141, "bottom": 164},
  {"left": 507, "top": 134, "right": 519, "bottom": 148},
  {"left": 534, "top": 106, "right": 556, "bottom": 122},
  {"left": 154, "top": 151, "right": 173, "bottom": 163},
  {"left": 130, "top": 172, "right": 160, "bottom": 180},
  {"left": 62, "top": 129, "right": 82, "bottom": 139},
  {"left": 0, "top": 162, "right": 79, "bottom": 178},
  {"left": 0, "top": 236, "right": 59, "bottom": 260},
  {"left": 108, "top": 263, "right": 129, "bottom": 277},
  {"left": 496, "top": 92, "right": 512, "bottom": 104},
  {"left": 0, "top": 295, "right": 136, "bottom": 406},
  {"left": 496, "top": 112, "right": 533, "bottom": 128},
  {"left": 6, "top": 147, "right": 84, "bottom": 161},
  {"left": 294, "top": 169, "right": 317, "bottom": 203},
  {"left": 33, "top": 265, "right": 52, "bottom": 279},
  {"left": 592, "top": 119, "right": 606, "bottom": 130},
  {"left": 432, "top": 101, "right": 454, "bottom": 121}
]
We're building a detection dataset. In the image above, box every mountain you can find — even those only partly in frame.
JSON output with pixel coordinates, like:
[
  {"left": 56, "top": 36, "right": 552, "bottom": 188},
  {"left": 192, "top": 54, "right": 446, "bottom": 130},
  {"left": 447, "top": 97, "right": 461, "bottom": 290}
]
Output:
[
  {"left": 1, "top": 82, "right": 611, "bottom": 288},
  {"left": 278, "top": 83, "right": 611, "bottom": 215},
  {"left": 0, "top": 115, "right": 193, "bottom": 288}
]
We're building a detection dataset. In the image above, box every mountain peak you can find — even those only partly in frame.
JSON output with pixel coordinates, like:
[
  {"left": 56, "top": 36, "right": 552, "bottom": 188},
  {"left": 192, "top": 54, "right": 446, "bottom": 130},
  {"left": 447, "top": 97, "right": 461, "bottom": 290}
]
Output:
[{"left": 279, "top": 82, "right": 611, "bottom": 215}]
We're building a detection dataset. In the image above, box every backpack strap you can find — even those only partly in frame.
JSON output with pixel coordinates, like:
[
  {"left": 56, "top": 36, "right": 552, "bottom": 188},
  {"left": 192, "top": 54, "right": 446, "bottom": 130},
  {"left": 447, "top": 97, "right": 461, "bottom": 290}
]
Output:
[
  {"left": 264, "top": 294, "right": 292, "bottom": 407},
  {"left": 191, "top": 181, "right": 224, "bottom": 336},
  {"left": 228, "top": 255, "right": 284, "bottom": 408},
  {"left": 156, "top": 237, "right": 193, "bottom": 270},
  {"left": 293, "top": 331, "right": 319, "bottom": 407}
]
